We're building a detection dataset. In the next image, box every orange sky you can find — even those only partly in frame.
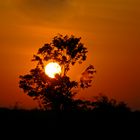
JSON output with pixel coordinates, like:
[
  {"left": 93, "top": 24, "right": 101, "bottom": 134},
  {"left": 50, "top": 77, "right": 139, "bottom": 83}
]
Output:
[{"left": 0, "top": 0, "right": 140, "bottom": 110}]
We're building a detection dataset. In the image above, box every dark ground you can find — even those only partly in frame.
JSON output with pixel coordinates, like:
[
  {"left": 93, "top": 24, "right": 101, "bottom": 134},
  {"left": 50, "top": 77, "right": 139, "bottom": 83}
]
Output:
[{"left": 0, "top": 108, "right": 139, "bottom": 138}]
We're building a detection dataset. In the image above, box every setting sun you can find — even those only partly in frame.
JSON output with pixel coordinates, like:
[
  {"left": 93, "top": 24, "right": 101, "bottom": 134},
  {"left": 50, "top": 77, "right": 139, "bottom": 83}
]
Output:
[{"left": 45, "top": 62, "right": 61, "bottom": 78}]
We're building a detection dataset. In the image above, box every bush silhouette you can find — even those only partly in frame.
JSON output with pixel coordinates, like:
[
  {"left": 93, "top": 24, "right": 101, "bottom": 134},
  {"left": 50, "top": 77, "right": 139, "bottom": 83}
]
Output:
[{"left": 92, "top": 94, "right": 131, "bottom": 113}]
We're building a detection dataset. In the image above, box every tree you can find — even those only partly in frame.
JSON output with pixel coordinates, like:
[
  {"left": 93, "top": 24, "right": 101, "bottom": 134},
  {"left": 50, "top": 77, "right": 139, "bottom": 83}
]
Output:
[
  {"left": 19, "top": 34, "right": 96, "bottom": 111},
  {"left": 92, "top": 94, "right": 131, "bottom": 113}
]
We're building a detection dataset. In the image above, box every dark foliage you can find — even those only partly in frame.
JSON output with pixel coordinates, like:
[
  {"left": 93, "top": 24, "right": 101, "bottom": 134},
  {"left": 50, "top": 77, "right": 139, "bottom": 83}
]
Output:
[
  {"left": 19, "top": 34, "right": 96, "bottom": 110},
  {"left": 92, "top": 94, "right": 131, "bottom": 113},
  {"left": 19, "top": 34, "right": 130, "bottom": 113}
]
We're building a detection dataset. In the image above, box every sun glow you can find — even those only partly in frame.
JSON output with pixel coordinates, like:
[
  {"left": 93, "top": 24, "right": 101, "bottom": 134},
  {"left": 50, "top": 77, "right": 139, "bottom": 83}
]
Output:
[{"left": 45, "top": 62, "right": 61, "bottom": 78}]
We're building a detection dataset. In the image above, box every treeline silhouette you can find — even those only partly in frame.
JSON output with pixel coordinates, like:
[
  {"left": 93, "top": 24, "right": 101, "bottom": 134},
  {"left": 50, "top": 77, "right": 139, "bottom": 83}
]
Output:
[
  {"left": 0, "top": 95, "right": 139, "bottom": 138},
  {"left": 0, "top": 95, "right": 139, "bottom": 126}
]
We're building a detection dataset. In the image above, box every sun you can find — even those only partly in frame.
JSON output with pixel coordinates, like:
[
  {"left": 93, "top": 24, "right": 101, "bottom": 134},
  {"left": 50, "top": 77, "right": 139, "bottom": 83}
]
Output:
[{"left": 45, "top": 62, "right": 61, "bottom": 78}]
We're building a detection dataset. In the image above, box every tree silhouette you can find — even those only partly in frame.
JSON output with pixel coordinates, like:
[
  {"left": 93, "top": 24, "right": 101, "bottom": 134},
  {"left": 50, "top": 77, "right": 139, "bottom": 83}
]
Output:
[
  {"left": 92, "top": 94, "right": 131, "bottom": 113},
  {"left": 19, "top": 34, "right": 96, "bottom": 111}
]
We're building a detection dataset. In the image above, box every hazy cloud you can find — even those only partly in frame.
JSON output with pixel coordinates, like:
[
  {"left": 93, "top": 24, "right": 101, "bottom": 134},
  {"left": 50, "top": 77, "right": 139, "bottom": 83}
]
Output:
[{"left": 15, "top": 0, "right": 74, "bottom": 23}]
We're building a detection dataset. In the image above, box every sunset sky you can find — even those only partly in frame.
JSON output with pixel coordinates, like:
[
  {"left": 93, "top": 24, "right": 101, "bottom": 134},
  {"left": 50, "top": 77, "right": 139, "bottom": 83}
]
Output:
[{"left": 0, "top": 0, "right": 140, "bottom": 110}]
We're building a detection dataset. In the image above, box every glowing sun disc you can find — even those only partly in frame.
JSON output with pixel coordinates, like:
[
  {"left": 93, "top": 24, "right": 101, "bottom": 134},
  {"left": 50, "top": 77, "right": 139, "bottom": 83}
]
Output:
[{"left": 45, "top": 62, "right": 61, "bottom": 78}]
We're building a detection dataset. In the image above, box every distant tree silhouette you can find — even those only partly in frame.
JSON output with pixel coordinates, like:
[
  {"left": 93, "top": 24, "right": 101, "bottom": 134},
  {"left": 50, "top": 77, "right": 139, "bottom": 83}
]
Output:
[
  {"left": 92, "top": 94, "right": 131, "bottom": 113},
  {"left": 19, "top": 34, "right": 96, "bottom": 111}
]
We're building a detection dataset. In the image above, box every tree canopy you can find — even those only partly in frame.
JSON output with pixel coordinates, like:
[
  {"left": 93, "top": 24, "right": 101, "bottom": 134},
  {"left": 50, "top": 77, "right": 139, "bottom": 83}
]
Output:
[{"left": 19, "top": 34, "right": 96, "bottom": 110}]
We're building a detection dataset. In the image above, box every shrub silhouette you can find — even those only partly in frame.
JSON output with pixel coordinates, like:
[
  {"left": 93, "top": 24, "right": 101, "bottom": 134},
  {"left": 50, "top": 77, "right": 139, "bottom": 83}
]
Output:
[
  {"left": 92, "top": 94, "right": 131, "bottom": 113},
  {"left": 19, "top": 34, "right": 96, "bottom": 111}
]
